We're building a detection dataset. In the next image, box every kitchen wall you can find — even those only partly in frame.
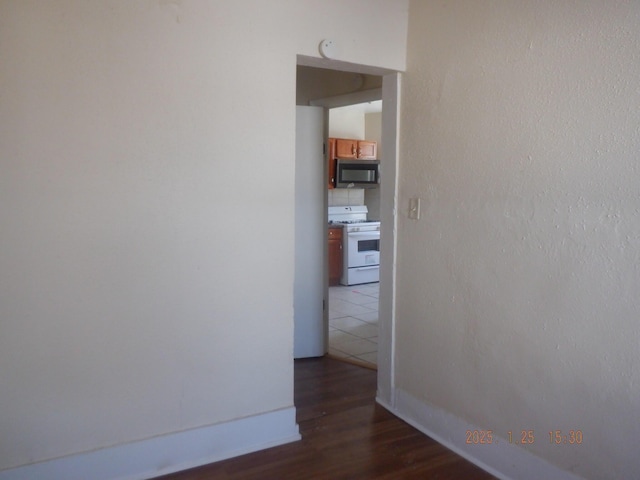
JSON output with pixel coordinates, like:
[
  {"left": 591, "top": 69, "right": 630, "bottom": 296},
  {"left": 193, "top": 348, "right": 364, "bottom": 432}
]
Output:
[
  {"left": 328, "top": 188, "right": 365, "bottom": 207},
  {"left": 395, "top": 1, "right": 640, "bottom": 479},
  {"left": 327, "top": 104, "right": 383, "bottom": 209},
  {"left": 328, "top": 106, "right": 366, "bottom": 207},
  {"left": 364, "top": 112, "right": 382, "bottom": 220},
  {"left": 0, "top": 1, "right": 409, "bottom": 478},
  {"left": 329, "top": 106, "right": 366, "bottom": 139}
]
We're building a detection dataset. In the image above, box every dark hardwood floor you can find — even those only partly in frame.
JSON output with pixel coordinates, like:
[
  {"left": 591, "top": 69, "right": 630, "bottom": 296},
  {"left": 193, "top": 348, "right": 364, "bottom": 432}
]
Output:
[{"left": 157, "top": 357, "right": 496, "bottom": 479}]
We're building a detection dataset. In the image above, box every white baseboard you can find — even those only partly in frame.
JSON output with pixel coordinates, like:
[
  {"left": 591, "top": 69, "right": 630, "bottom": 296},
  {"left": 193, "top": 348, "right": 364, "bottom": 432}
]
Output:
[
  {"left": 0, "top": 407, "right": 300, "bottom": 480},
  {"left": 377, "top": 390, "right": 584, "bottom": 480}
]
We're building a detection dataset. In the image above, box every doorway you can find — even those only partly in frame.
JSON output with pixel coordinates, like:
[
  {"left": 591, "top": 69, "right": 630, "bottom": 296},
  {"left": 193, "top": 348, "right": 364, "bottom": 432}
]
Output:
[
  {"left": 326, "top": 101, "right": 382, "bottom": 368},
  {"left": 295, "top": 57, "right": 399, "bottom": 404}
]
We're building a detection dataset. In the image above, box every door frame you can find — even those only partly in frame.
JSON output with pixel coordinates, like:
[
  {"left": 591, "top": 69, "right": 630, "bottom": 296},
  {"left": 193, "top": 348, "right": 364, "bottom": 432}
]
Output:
[{"left": 296, "top": 55, "right": 400, "bottom": 407}]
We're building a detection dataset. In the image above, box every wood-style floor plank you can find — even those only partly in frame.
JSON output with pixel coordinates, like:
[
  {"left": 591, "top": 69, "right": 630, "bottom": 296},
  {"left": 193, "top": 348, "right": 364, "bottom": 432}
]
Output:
[{"left": 157, "top": 357, "right": 496, "bottom": 480}]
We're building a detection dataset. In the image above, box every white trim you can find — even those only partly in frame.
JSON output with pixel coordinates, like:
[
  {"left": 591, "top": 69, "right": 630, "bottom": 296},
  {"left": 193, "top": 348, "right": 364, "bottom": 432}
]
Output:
[
  {"left": 0, "top": 407, "right": 300, "bottom": 480},
  {"left": 297, "top": 54, "right": 396, "bottom": 77},
  {"left": 294, "top": 55, "right": 402, "bottom": 409},
  {"left": 310, "top": 88, "right": 382, "bottom": 109},
  {"left": 376, "top": 72, "right": 401, "bottom": 407},
  {"left": 377, "top": 390, "right": 585, "bottom": 480}
]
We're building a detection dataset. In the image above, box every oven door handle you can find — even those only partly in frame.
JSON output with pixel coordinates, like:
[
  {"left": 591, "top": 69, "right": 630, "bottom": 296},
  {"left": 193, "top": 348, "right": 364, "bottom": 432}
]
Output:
[
  {"left": 347, "top": 232, "right": 380, "bottom": 238},
  {"left": 355, "top": 266, "right": 379, "bottom": 271}
]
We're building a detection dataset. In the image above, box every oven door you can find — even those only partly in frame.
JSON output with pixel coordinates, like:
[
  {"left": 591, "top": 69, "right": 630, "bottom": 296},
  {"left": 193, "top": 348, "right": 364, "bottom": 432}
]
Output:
[{"left": 345, "top": 231, "right": 380, "bottom": 268}]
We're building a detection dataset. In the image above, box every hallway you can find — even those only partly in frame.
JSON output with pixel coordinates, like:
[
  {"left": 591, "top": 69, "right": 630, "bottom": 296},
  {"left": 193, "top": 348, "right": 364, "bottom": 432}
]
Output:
[{"left": 158, "top": 357, "right": 496, "bottom": 479}]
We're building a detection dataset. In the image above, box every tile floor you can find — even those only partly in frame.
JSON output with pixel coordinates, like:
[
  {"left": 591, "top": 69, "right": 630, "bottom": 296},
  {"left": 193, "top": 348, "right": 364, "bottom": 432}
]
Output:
[{"left": 328, "top": 282, "right": 379, "bottom": 368}]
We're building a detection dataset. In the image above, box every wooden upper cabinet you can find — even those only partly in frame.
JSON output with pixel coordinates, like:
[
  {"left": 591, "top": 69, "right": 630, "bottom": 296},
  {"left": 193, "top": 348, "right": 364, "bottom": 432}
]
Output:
[
  {"left": 328, "top": 137, "right": 378, "bottom": 189},
  {"left": 356, "top": 140, "right": 377, "bottom": 159},
  {"left": 333, "top": 138, "right": 377, "bottom": 160},
  {"left": 335, "top": 138, "right": 359, "bottom": 159}
]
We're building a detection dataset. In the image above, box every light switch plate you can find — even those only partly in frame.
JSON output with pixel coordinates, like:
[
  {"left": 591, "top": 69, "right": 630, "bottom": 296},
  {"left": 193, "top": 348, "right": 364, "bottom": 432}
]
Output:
[{"left": 409, "top": 197, "right": 421, "bottom": 220}]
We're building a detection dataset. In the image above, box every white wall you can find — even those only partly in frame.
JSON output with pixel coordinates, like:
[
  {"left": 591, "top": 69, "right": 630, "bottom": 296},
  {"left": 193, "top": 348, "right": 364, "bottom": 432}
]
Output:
[
  {"left": 0, "top": 0, "right": 408, "bottom": 476},
  {"left": 364, "top": 112, "right": 382, "bottom": 220},
  {"left": 364, "top": 112, "right": 382, "bottom": 147},
  {"left": 329, "top": 108, "right": 366, "bottom": 139},
  {"left": 395, "top": 1, "right": 640, "bottom": 479}
]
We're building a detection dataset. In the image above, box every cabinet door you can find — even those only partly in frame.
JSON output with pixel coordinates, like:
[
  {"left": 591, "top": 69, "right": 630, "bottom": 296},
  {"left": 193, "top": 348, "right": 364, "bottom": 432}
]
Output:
[
  {"left": 335, "top": 138, "right": 358, "bottom": 159},
  {"left": 328, "top": 137, "right": 336, "bottom": 189},
  {"left": 328, "top": 228, "right": 343, "bottom": 286},
  {"left": 357, "top": 140, "right": 377, "bottom": 159}
]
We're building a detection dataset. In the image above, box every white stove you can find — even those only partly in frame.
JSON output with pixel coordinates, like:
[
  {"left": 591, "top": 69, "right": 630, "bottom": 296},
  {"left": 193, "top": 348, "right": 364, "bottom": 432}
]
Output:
[
  {"left": 328, "top": 205, "right": 380, "bottom": 226},
  {"left": 328, "top": 206, "right": 380, "bottom": 285}
]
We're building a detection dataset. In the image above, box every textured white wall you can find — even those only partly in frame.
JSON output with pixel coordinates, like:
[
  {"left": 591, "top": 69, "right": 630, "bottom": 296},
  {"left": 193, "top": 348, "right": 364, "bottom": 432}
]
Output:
[
  {"left": 329, "top": 108, "right": 366, "bottom": 139},
  {"left": 0, "top": 0, "right": 408, "bottom": 471},
  {"left": 397, "top": 1, "right": 640, "bottom": 479}
]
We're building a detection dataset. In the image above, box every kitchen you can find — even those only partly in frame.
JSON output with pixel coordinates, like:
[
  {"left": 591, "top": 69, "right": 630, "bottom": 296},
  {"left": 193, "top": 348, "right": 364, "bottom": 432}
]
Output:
[
  {"left": 294, "top": 66, "right": 384, "bottom": 366},
  {"left": 326, "top": 101, "right": 382, "bottom": 368}
]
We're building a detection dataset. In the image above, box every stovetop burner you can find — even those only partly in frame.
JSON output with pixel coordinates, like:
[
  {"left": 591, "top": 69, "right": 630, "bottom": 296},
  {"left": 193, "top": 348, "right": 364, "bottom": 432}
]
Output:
[
  {"left": 329, "top": 219, "right": 371, "bottom": 224},
  {"left": 328, "top": 205, "right": 375, "bottom": 225}
]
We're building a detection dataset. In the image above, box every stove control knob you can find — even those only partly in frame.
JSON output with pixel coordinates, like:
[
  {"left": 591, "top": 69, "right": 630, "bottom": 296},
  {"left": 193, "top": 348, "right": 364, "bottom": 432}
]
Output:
[{"left": 353, "top": 227, "right": 360, "bottom": 232}]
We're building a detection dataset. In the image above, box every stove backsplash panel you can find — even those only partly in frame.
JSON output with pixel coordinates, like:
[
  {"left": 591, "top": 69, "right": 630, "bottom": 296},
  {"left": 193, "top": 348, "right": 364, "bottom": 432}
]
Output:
[{"left": 328, "top": 188, "right": 364, "bottom": 207}]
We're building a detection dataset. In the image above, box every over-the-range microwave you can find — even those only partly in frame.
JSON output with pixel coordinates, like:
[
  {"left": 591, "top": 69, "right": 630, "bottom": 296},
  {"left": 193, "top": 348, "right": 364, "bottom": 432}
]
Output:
[{"left": 335, "top": 158, "right": 380, "bottom": 188}]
